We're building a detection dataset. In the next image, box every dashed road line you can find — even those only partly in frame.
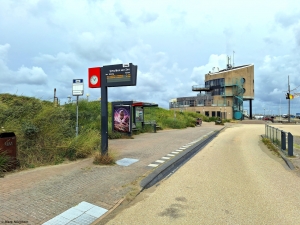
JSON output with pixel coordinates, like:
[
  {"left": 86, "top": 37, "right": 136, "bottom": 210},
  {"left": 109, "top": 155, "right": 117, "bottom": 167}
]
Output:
[
  {"left": 155, "top": 160, "right": 165, "bottom": 163},
  {"left": 147, "top": 133, "right": 214, "bottom": 168},
  {"left": 148, "top": 164, "right": 159, "bottom": 167},
  {"left": 162, "top": 157, "right": 170, "bottom": 160}
]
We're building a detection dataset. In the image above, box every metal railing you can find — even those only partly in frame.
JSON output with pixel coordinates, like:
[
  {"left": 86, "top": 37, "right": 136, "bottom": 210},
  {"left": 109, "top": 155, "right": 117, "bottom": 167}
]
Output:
[{"left": 265, "top": 124, "right": 293, "bottom": 156}]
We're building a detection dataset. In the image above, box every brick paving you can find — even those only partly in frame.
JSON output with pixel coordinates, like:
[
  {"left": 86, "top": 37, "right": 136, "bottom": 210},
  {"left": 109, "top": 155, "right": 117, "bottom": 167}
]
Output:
[{"left": 0, "top": 123, "right": 223, "bottom": 225}]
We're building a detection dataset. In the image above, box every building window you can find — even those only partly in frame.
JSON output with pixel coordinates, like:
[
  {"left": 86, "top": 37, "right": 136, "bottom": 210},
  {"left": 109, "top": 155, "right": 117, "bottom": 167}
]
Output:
[{"left": 189, "top": 100, "right": 195, "bottom": 106}]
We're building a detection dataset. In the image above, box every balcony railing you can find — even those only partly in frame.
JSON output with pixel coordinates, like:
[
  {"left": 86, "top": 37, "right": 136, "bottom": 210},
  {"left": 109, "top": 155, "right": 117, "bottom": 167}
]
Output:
[{"left": 192, "top": 85, "right": 210, "bottom": 91}]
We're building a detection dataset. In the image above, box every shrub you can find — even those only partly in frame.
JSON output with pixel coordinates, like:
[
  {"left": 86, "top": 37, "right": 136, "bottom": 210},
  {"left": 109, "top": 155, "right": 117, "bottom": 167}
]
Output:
[
  {"left": 93, "top": 152, "right": 115, "bottom": 165},
  {"left": 0, "top": 152, "right": 15, "bottom": 177},
  {"left": 66, "top": 130, "right": 100, "bottom": 160}
]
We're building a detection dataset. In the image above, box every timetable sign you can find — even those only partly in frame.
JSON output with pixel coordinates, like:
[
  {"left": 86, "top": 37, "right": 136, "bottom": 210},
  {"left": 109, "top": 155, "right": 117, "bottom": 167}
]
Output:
[
  {"left": 102, "top": 63, "right": 137, "bottom": 87},
  {"left": 72, "top": 79, "right": 84, "bottom": 96}
]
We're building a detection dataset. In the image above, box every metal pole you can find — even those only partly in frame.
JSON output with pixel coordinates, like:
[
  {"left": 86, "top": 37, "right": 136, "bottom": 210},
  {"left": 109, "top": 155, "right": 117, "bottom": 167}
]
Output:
[
  {"left": 281, "top": 131, "right": 286, "bottom": 150},
  {"left": 101, "top": 85, "right": 108, "bottom": 155},
  {"left": 288, "top": 75, "right": 291, "bottom": 123},
  {"left": 76, "top": 95, "right": 79, "bottom": 137},
  {"left": 288, "top": 132, "right": 293, "bottom": 156},
  {"left": 280, "top": 98, "right": 281, "bottom": 122}
]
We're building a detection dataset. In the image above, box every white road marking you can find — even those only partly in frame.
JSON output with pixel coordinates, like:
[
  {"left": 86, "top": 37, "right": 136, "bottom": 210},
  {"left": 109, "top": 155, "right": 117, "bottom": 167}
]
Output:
[
  {"left": 148, "top": 164, "right": 159, "bottom": 167},
  {"left": 162, "top": 157, "right": 170, "bottom": 159},
  {"left": 155, "top": 160, "right": 165, "bottom": 163}
]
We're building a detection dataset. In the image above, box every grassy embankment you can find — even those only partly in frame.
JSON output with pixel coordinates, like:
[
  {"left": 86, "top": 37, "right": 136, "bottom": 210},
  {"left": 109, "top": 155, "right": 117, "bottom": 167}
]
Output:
[{"left": 0, "top": 94, "right": 228, "bottom": 175}]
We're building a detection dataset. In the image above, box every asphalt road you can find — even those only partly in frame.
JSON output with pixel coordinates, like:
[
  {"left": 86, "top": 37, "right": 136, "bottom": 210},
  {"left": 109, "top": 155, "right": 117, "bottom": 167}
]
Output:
[{"left": 104, "top": 124, "right": 300, "bottom": 225}]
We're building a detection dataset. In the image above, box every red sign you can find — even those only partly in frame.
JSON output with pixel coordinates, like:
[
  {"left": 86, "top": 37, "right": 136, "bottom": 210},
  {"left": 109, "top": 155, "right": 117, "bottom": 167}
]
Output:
[{"left": 88, "top": 67, "right": 101, "bottom": 88}]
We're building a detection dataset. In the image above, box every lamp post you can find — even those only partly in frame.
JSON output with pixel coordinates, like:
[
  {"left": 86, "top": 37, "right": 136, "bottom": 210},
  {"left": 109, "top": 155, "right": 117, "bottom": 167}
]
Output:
[{"left": 86, "top": 93, "right": 90, "bottom": 102}]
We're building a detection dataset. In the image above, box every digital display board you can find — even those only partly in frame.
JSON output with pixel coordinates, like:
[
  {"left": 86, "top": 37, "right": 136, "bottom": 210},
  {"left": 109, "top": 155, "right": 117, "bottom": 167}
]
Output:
[{"left": 102, "top": 63, "right": 137, "bottom": 87}]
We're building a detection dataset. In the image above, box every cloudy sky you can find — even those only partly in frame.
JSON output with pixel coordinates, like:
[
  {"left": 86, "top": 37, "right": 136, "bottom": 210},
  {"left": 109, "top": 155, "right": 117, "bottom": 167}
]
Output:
[{"left": 1, "top": 0, "right": 300, "bottom": 115}]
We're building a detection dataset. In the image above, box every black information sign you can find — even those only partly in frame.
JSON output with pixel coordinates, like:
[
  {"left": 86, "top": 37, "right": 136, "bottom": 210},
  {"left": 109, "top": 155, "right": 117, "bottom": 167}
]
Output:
[
  {"left": 102, "top": 63, "right": 137, "bottom": 87},
  {"left": 100, "top": 62, "right": 138, "bottom": 155}
]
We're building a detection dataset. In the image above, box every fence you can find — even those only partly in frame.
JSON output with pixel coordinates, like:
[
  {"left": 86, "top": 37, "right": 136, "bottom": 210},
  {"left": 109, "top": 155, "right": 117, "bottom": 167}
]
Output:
[{"left": 265, "top": 124, "right": 293, "bottom": 156}]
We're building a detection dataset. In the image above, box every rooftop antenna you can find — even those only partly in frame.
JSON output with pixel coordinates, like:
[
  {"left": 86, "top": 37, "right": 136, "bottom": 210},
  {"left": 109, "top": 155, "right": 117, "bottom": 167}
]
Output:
[
  {"left": 227, "top": 56, "right": 232, "bottom": 70},
  {"left": 233, "top": 50, "right": 235, "bottom": 68}
]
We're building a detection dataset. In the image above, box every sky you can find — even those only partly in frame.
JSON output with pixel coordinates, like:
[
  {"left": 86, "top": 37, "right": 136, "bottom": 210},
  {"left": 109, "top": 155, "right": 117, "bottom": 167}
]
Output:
[{"left": 0, "top": 0, "right": 300, "bottom": 115}]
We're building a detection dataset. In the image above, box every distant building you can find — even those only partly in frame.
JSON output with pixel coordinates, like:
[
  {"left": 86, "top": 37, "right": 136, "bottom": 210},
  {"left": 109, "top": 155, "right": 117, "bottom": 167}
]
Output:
[{"left": 169, "top": 62, "right": 254, "bottom": 120}]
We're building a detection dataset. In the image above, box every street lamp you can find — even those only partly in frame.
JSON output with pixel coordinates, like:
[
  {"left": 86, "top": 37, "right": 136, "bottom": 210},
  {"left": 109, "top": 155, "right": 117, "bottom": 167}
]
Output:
[{"left": 86, "top": 93, "right": 90, "bottom": 102}]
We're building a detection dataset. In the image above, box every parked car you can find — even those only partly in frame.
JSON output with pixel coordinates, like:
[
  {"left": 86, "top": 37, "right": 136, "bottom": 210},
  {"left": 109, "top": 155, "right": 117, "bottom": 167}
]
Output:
[{"left": 263, "top": 116, "right": 274, "bottom": 122}]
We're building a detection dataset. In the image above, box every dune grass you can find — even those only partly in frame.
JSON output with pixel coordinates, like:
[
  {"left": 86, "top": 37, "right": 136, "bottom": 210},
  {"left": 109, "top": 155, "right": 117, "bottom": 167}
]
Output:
[{"left": 0, "top": 93, "right": 225, "bottom": 171}]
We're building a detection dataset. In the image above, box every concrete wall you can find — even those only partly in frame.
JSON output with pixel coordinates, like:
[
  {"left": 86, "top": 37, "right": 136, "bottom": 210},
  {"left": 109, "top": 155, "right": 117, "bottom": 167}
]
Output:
[
  {"left": 205, "top": 64, "right": 254, "bottom": 100},
  {"left": 171, "top": 106, "right": 233, "bottom": 120}
]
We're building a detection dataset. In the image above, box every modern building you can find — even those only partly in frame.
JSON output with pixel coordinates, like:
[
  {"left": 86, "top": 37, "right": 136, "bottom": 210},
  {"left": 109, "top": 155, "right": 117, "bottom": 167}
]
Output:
[{"left": 169, "top": 62, "right": 254, "bottom": 120}]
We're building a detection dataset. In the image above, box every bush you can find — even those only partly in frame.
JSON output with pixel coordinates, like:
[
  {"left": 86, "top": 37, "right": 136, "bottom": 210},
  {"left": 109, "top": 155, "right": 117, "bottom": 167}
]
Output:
[
  {"left": 93, "top": 152, "right": 115, "bottom": 165},
  {"left": 0, "top": 152, "right": 15, "bottom": 177},
  {"left": 66, "top": 130, "right": 100, "bottom": 160}
]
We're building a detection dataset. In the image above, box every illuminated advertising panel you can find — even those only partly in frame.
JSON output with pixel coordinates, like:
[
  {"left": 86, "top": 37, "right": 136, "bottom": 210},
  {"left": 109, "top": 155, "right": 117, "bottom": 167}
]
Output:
[{"left": 113, "top": 105, "right": 131, "bottom": 133}]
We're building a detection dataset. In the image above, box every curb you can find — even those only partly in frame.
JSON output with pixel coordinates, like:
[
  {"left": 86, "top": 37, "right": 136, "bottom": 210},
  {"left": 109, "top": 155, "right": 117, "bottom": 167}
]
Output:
[
  {"left": 140, "top": 127, "right": 225, "bottom": 190},
  {"left": 278, "top": 150, "right": 295, "bottom": 170},
  {"left": 92, "top": 128, "right": 225, "bottom": 224},
  {"left": 261, "top": 135, "right": 295, "bottom": 170}
]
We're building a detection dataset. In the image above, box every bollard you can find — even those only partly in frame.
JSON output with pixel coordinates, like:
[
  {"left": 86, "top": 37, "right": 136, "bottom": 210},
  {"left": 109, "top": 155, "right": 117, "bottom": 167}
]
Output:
[
  {"left": 265, "top": 125, "right": 267, "bottom": 137},
  {"left": 288, "top": 132, "right": 293, "bottom": 156},
  {"left": 281, "top": 131, "right": 286, "bottom": 150}
]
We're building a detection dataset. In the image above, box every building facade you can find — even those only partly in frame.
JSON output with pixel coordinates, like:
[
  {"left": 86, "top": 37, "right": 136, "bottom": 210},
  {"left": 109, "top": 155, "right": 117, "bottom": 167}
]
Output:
[{"left": 169, "top": 64, "right": 254, "bottom": 120}]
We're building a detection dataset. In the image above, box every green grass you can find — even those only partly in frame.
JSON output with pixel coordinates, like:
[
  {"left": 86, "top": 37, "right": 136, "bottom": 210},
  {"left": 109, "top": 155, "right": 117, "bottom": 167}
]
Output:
[
  {"left": 0, "top": 151, "right": 15, "bottom": 177},
  {"left": 294, "top": 143, "right": 300, "bottom": 149},
  {"left": 0, "top": 93, "right": 230, "bottom": 172},
  {"left": 262, "top": 137, "right": 280, "bottom": 156}
]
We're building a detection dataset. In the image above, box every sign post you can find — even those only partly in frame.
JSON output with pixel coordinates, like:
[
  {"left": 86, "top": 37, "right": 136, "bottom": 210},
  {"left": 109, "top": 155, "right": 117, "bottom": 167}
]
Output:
[
  {"left": 72, "top": 79, "right": 84, "bottom": 137},
  {"left": 88, "top": 63, "right": 137, "bottom": 155}
]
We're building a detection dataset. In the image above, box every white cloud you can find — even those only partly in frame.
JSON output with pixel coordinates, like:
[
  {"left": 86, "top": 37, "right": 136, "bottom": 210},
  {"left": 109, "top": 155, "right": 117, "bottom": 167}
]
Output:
[
  {"left": 1, "top": 0, "right": 300, "bottom": 112},
  {"left": 0, "top": 43, "right": 10, "bottom": 60},
  {"left": 0, "top": 44, "right": 47, "bottom": 89},
  {"left": 191, "top": 54, "right": 228, "bottom": 84},
  {"left": 17, "top": 66, "right": 48, "bottom": 85}
]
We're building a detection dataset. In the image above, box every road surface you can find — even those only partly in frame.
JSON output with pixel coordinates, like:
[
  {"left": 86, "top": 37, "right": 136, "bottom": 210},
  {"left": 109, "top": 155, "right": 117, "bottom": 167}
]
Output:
[{"left": 103, "top": 124, "right": 300, "bottom": 225}]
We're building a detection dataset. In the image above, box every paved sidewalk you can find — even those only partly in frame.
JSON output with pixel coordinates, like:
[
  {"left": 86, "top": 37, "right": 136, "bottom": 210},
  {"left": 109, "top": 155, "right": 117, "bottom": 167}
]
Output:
[{"left": 0, "top": 123, "right": 223, "bottom": 225}]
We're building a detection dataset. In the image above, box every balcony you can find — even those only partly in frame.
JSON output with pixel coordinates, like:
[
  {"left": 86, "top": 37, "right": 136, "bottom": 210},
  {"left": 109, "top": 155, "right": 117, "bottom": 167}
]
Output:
[{"left": 192, "top": 85, "right": 210, "bottom": 92}]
